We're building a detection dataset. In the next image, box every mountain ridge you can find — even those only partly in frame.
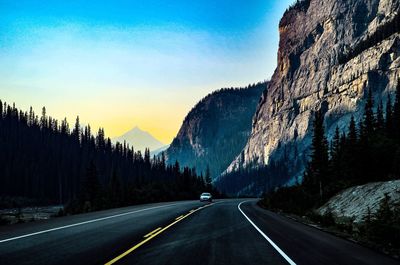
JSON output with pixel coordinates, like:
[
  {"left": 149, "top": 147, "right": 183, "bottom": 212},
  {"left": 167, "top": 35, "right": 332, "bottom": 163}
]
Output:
[{"left": 165, "top": 82, "right": 266, "bottom": 178}]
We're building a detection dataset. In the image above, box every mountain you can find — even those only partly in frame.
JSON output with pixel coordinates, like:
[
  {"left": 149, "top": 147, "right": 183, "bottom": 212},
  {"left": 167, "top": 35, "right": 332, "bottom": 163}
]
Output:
[
  {"left": 224, "top": 0, "right": 400, "bottom": 191},
  {"left": 150, "top": 145, "right": 170, "bottom": 156},
  {"left": 165, "top": 82, "right": 266, "bottom": 179},
  {"left": 113, "top": 126, "right": 165, "bottom": 152}
]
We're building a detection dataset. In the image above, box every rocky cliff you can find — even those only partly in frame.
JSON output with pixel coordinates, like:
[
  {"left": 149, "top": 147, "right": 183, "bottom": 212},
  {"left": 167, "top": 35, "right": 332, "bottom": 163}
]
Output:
[
  {"left": 227, "top": 0, "right": 400, "bottom": 184},
  {"left": 165, "top": 83, "right": 265, "bottom": 179}
]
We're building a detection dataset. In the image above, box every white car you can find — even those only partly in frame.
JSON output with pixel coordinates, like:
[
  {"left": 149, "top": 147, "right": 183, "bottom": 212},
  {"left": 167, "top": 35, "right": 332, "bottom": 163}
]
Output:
[{"left": 200, "top": 192, "right": 212, "bottom": 202}]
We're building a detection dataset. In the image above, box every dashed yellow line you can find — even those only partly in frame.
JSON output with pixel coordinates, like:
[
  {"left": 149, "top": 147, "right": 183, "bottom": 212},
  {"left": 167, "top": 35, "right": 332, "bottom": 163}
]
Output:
[
  {"left": 144, "top": 227, "right": 162, "bottom": 238},
  {"left": 175, "top": 215, "right": 184, "bottom": 220},
  {"left": 104, "top": 203, "right": 214, "bottom": 265}
]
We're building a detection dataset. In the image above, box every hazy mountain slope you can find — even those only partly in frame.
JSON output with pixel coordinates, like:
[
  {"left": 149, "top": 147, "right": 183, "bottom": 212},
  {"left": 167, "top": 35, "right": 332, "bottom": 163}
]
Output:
[
  {"left": 165, "top": 83, "right": 266, "bottom": 179},
  {"left": 227, "top": 0, "right": 400, "bottom": 185},
  {"left": 113, "top": 126, "right": 164, "bottom": 152},
  {"left": 150, "top": 145, "right": 170, "bottom": 156}
]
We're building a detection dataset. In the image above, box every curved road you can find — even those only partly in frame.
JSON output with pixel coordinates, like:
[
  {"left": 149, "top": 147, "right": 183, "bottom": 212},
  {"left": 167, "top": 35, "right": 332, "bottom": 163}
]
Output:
[{"left": 0, "top": 199, "right": 398, "bottom": 265}]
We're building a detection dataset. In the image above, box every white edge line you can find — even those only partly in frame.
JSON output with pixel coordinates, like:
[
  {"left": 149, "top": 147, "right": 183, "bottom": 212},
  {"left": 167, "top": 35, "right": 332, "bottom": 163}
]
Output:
[
  {"left": 238, "top": 201, "right": 297, "bottom": 265},
  {"left": 0, "top": 202, "right": 186, "bottom": 243}
]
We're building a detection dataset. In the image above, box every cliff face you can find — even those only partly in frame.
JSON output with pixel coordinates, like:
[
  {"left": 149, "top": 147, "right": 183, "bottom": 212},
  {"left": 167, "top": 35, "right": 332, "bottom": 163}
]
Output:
[
  {"left": 227, "top": 0, "right": 400, "bottom": 182},
  {"left": 165, "top": 83, "right": 265, "bottom": 179}
]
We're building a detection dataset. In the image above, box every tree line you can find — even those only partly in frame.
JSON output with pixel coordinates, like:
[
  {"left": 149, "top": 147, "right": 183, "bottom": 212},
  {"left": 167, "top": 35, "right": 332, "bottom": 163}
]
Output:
[
  {"left": 304, "top": 82, "right": 400, "bottom": 205},
  {"left": 262, "top": 81, "right": 400, "bottom": 252},
  {"left": 0, "top": 102, "right": 213, "bottom": 212},
  {"left": 215, "top": 159, "right": 289, "bottom": 197},
  {"left": 264, "top": 80, "right": 400, "bottom": 212}
]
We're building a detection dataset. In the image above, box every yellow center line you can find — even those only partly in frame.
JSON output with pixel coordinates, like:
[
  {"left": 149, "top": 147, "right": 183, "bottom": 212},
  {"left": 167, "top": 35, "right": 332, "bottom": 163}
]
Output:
[
  {"left": 104, "top": 203, "right": 214, "bottom": 265},
  {"left": 175, "top": 215, "right": 184, "bottom": 221},
  {"left": 143, "top": 227, "right": 162, "bottom": 238}
]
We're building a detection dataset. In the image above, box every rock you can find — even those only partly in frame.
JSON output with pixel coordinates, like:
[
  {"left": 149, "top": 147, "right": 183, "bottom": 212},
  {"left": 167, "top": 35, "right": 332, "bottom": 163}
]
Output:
[
  {"left": 165, "top": 83, "right": 266, "bottom": 179},
  {"left": 318, "top": 180, "right": 400, "bottom": 223},
  {"left": 226, "top": 0, "right": 400, "bottom": 188}
]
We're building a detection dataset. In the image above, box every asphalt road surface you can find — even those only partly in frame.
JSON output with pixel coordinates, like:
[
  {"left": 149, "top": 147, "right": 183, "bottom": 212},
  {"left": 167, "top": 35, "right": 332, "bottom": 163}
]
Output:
[{"left": 0, "top": 199, "right": 398, "bottom": 265}]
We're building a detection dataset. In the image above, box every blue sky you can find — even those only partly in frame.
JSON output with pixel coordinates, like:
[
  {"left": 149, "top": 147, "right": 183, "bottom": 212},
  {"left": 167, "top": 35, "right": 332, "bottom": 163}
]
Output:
[{"left": 0, "top": 0, "right": 293, "bottom": 143}]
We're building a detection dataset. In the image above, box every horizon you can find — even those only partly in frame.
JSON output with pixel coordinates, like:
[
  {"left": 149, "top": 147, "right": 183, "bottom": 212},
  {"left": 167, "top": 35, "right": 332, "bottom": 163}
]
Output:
[{"left": 0, "top": 0, "right": 292, "bottom": 144}]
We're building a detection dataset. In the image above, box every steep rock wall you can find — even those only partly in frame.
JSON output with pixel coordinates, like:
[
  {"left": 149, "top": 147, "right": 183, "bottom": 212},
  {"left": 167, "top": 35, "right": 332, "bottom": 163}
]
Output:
[{"left": 227, "top": 0, "right": 400, "bottom": 183}]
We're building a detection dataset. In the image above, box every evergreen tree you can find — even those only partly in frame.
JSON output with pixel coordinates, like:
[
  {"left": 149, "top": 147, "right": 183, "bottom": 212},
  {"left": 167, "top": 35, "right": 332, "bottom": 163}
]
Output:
[
  {"left": 109, "top": 169, "right": 122, "bottom": 206},
  {"left": 173, "top": 160, "right": 180, "bottom": 176},
  {"left": 386, "top": 95, "right": 393, "bottom": 137},
  {"left": 304, "top": 110, "right": 329, "bottom": 199},
  {"left": 361, "top": 87, "right": 375, "bottom": 140},
  {"left": 331, "top": 126, "right": 341, "bottom": 160},
  {"left": 348, "top": 115, "right": 358, "bottom": 144},
  {"left": 28, "top": 106, "right": 34, "bottom": 126},
  {"left": 161, "top": 152, "right": 166, "bottom": 169},
  {"left": 376, "top": 100, "right": 384, "bottom": 132},
  {"left": 341, "top": 115, "right": 361, "bottom": 182},
  {"left": 144, "top": 148, "right": 151, "bottom": 169},
  {"left": 374, "top": 193, "right": 392, "bottom": 222},
  {"left": 40, "top": 107, "right": 47, "bottom": 129},
  {"left": 329, "top": 126, "right": 342, "bottom": 183},
  {"left": 205, "top": 165, "right": 212, "bottom": 191},
  {"left": 81, "top": 161, "right": 101, "bottom": 211},
  {"left": 73, "top": 116, "right": 80, "bottom": 143}
]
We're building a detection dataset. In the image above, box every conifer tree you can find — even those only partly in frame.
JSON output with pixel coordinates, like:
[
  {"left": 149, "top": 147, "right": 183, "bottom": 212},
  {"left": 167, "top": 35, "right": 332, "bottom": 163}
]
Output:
[
  {"left": 205, "top": 165, "right": 212, "bottom": 191},
  {"left": 81, "top": 161, "right": 101, "bottom": 211},
  {"left": 173, "top": 160, "right": 180, "bottom": 176},
  {"left": 386, "top": 95, "right": 393, "bottom": 136},
  {"left": 362, "top": 87, "right": 375, "bottom": 141},
  {"left": 304, "top": 110, "right": 329, "bottom": 197},
  {"left": 109, "top": 169, "right": 121, "bottom": 206},
  {"left": 73, "top": 116, "right": 80, "bottom": 143},
  {"left": 349, "top": 116, "right": 357, "bottom": 142},
  {"left": 376, "top": 100, "right": 384, "bottom": 132},
  {"left": 329, "top": 126, "right": 342, "bottom": 181},
  {"left": 40, "top": 107, "right": 47, "bottom": 129}
]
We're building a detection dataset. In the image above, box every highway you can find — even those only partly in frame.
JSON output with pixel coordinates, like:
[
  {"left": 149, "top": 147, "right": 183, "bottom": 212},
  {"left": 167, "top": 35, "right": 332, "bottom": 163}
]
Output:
[{"left": 0, "top": 199, "right": 398, "bottom": 265}]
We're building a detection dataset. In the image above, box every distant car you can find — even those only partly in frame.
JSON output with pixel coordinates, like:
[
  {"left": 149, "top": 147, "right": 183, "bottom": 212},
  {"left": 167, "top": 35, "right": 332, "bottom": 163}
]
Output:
[{"left": 200, "top": 192, "right": 212, "bottom": 202}]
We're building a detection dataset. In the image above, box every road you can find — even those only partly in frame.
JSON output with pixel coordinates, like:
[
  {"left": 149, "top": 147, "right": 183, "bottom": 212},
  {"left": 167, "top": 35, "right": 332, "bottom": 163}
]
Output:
[{"left": 0, "top": 199, "right": 398, "bottom": 265}]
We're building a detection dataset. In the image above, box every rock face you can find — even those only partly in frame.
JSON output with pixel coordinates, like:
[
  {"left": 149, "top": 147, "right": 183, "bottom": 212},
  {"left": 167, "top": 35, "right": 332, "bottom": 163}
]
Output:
[
  {"left": 227, "top": 0, "right": 400, "bottom": 184},
  {"left": 318, "top": 180, "right": 400, "bottom": 223},
  {"left": 165, "top": 83, "right": 265, "bottom": 179}
]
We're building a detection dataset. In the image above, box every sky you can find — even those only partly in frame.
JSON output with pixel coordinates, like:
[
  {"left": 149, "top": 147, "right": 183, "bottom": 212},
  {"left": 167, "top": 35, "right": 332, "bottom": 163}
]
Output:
[{"left": 0, "top": 0, "right": 293, "bottom": 144}]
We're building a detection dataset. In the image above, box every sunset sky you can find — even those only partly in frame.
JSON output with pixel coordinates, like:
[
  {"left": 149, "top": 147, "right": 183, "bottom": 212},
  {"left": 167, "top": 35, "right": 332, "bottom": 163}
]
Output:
[{"left": 0, "top": 0, "right": 292, "bottom": 144}]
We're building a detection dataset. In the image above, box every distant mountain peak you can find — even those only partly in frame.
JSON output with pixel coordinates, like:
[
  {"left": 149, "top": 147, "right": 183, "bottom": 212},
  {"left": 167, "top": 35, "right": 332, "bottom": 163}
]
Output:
[{"left": 113, "top": 126, "right": 165, "bottom": 152}]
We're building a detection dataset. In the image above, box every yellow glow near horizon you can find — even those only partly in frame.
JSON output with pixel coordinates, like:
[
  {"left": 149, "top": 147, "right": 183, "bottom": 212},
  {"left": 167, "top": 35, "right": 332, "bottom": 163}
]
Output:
[{"left": 0, "top": 83, "right": 222, "bottom": 144}]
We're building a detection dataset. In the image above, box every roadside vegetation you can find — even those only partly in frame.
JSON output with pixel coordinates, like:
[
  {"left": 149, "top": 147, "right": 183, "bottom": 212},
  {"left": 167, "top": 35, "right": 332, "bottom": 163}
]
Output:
[
  {"left": 0, "top": 101, "right": 219, "bottom": 217},
  {"left": 262, "top": 80, "right": 400, "bottom": 256}
]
